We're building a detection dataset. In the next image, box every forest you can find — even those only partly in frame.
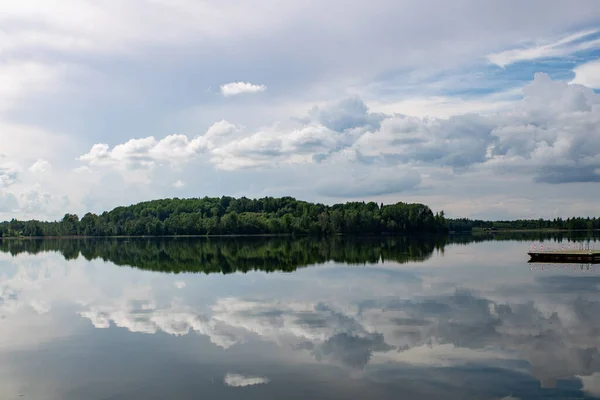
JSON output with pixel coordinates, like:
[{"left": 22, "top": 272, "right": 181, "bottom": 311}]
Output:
[{"left": 0, "top": 196, "right": 448, "bottom": 237}]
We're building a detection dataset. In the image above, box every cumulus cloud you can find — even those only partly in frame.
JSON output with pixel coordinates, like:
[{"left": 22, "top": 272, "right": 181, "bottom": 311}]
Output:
[
  {"left": 77, "top": 74, "right": 600, "bottom": 193},
  {"left": 29, "top": 159, "right": 51, "bottom": 173},
  {"left": 313, "top": 332, "right": 392, "bottom": 368},
  {"left": 223, "top": 373, "right": 269, "bottom": 387},
  {"left": 79, "top": 292, "right": 241, "bottom": 349},
  {"left": 209, "top": 124, "right": 344, "bottom": 170},
  {"left": 77, "top": 293, "right": 390, "bottom": 367},
  {"left": 0, "top": 155, "right": 74, "bottom": 219},
  {"left": 357, "top": 282, "right": 600, "bottom": 386},
  {"left": 305, "top": 97, "right": 387, "bottom": 132},
  {"left": 487, "top": 29, "right": 600, "bottom": 67},
  {"left": 0, "top": 191, "right": 19, "bottom": 212},
  {"left": 353, "top": 113, "right": 495, "bottom": 169},
  {"left": 354, "top": 73, "right": 600, "bottom": 183},
  {"left": 0, "top": 157, "right": 19, "bottom": 187},
  {"left": 220, "top": 82, "right": 266, "bottom": 96},
  {"left": 77, "top": 120, "right": 240, "bottom": 171},
  {"left": 77, "top": 279, "right": 600, "bottom": 382},
  {"left": 18, "top": 185, "right": 71, "bottom": 218},
  {"left": 172, "top": 180, "right": 185, "bottom": 189},
  {"left": 571, "top": 59, "right": 600, "bottom": 88},
  {"left": 78, "top": 134, "right": 211, "bottom": 169},
  {"left": 578, "top": 373, "right": 600, "bottom": 398}
]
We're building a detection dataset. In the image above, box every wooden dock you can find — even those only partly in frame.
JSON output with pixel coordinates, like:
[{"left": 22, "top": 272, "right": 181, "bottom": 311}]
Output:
[{"left": 528, "top": 250, "right": 600, "bottom": 263}]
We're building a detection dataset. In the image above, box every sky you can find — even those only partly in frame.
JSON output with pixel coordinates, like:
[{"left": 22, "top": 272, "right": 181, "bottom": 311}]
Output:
[{"left": 1, "top": 0, "right": 600, "bottom": 221}]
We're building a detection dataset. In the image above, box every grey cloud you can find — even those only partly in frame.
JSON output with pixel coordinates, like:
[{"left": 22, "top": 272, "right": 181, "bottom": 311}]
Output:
[
  {"left": 0, "top": 163, "right": 19, "bottom": 188},
  {"left": 199, "top": 284, "right": 600, "bottom": 380},
  {"left": 294, "top": 312, "right": 331, "bottom": 329},
  {"left": 536, "top": 275, "right": 600, "bottom": 293},
  {"left": 308, "top": 97, "right": 387, "bottom": 132},
  {"left": 391, "top": 318, "right": 433, "bottom": 327},
  {"left": 352, "top": 112, "right": 496, "bottom": 171},
  {"left": 0, "top": 191, "right": 18, "bottom": 212},
  {"left": 313, "top": 332, "right": 393, "bottom": 369},
  {"left": 72, "top": 73, "right": 600, "bottom": 192},
  {"left": 351, "top": 73, "right": 600, "bottom": 183},
  {"left": 534, "top": 167, "right": 600, "bottom": 184},
  {"left": 362, "top": 286, "right": 600, "bottom": 386},
  {"left": 316, "top": 170, "right": 421, "bottom": 198},
  {"left": 18, "top": 186, "right": 70, "bottom": 218}
]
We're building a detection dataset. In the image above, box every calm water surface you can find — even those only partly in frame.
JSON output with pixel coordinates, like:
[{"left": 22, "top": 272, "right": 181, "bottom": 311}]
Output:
[{"left": 0, "top": 234, "right": 599, "bottom": 400}]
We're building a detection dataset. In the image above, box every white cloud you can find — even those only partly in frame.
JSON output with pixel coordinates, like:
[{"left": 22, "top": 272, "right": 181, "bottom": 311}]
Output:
[
  {"left": 73, "top": 166, "right": 92, "bottom": 174},
  {"left": 0, "top": 61, "right": 70, "bottom": 111},
  {"left": 354, "top": 73, "right": 600, "bottom": 184},
  {"left": 0, "top": 191, "right": 18, "bottom": 212},
  {"left": 76, "top": 73, "right": 600, "bottom": 193},
  {"left": 220, "top": 81, "right": 266, "bottom": 96},
  {"left": 174, "top": 281, "right": 186, "bottom": 289},
  {"left": 571, "top": 59, "right": 600, "bottom": 88},
  {"left": 223, "top": 373, "right": 269, "bottom": 387},
  {"left": 29, "top": 159, "right": 51, "bottom": 173},
  {"left": 79, "top": 290, "right": 241, "bottom": 349},
  {"left": 0, "top": 1, "right": 307, "bottom": 57},
  {"left": 487, "top": 29, "right": 600, "bottom": 67},
  {"left": 77, "top": 133, "right": 212, "bottom": 169},
  {"left": 369, "top": 90, "right": 520, "bottom": 119},
  {"left": 18, "top": 185, "right": 71, "bottom": 219},
  {"left": 77, "top": 120, "right": 239, "bottom": 172},
  {"left": 0, "top": 254, "right": 101, "bottom": 349},
  {"left": 204, "top": 120, "right": 238, "bottom": 138},
  {"left": 209, "top": 124, "right": 342, "bottom": 170},
  {"left": 0, "top": 122, "right": 75, "bottom": 164},
  {"left": 578, "top": 373, "right": 600, "bottom": 398},
  {"left": 1, "top": 1, "right": 600, "bottom": 220},
  {"left": 172, "top": 180, "right": 185, "bottom": 189},
  {"left": 0, "top": 160, "right": 20, "bottom": 187}
]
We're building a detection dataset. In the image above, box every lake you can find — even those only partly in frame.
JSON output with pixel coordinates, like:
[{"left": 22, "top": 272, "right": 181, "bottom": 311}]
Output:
[{"left": 1, "top": 233, "right": 599, "bottom": 400}]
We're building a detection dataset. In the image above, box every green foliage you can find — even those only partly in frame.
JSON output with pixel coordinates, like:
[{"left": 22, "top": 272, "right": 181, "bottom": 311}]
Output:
[{"left": 0, "top": 196, "right": 448, "bottom": 237}]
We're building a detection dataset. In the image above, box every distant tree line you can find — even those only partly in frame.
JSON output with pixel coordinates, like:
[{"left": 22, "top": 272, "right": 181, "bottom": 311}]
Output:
[
  {"left": 448, "top": 217, "right": 600, "bottom": 232},
  {"left": 0, "top": 196, "right": 448, "bottom": 237}
]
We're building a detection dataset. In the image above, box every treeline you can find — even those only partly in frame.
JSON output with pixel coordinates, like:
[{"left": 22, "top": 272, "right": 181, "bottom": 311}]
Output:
[
  {"left": 448, "top": 217, "right": 600, "bottom": 232},
  {"left": 0, "top": 196, "right": 448, "bottom": 237},
  {"left": 0, "top": 236, "right": 447, "bottom": 273}
]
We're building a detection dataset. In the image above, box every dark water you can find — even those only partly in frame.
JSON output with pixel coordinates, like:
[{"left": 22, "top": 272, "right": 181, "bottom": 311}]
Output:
[{"left": 0, "top": 233, "right": 599, "bottom": 400}]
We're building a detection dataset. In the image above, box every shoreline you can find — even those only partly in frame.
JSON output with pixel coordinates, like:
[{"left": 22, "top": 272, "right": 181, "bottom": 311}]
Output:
[
  {"left": 1, "top": 229, "right": 598, "bottom": 240},
  {"left": 0, "top": 232, "right": 439, "bottom": 240}
]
